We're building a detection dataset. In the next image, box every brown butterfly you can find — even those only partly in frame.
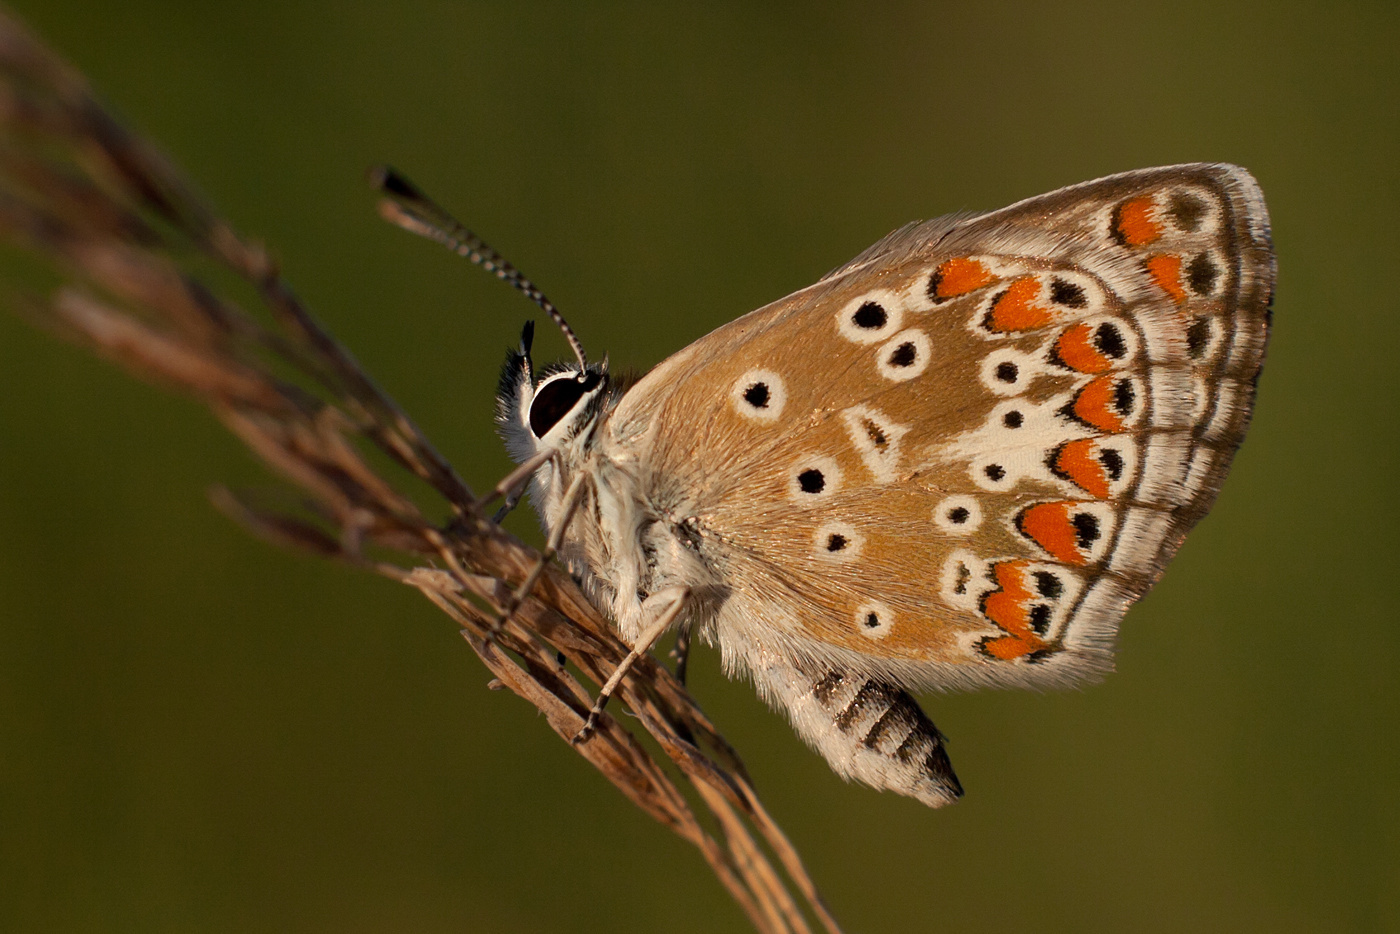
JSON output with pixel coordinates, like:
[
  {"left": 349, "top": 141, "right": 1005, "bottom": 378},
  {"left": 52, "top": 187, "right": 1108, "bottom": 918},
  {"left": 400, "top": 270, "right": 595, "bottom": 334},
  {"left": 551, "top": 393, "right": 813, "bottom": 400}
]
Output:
[{"left": 384, "top": 163, "right": 1274, "bottom": 806}]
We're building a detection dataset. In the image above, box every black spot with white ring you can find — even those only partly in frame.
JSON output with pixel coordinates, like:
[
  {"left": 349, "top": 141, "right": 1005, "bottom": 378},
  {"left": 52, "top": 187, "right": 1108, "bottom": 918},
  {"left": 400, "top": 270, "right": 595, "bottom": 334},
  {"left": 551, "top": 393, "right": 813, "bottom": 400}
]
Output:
[
  {"left": 730, "top": 368, "right": 786, "bottom": 422},
  {"left": 1050, "top": 277, "right": 1087, "bottom": 308},
  {"left": 814, "top": 521, "right": 863, "bottom": 561},
  {"left": 838, "top": 291, "right": 904, "bottom": 344},
  {"left": 953, "top": 563, "right": 971, "bottom": 595},
  {"left": 877, "top": 329, "right": 931, "bottom": 382},
  {"left": 888, "top": 342, "right": 917, "bottom": 367},
  {"left": 1033, "top": 571, "right": 1063, "bottom": 600},
  {"left": 854, "top": 302, "right": 887, "bottom": 329},
  {"left": 982, "top": 350, "right": 1034, "bottom": 396},
  {"left": 1071, "top": 512, "right": 1101, "bottom": 550},
  {"left": 1113, "top": 378, "right": 1136, "bottom": 417},
  {"left": 1095, "top": 322, "right": 1128, "bottom": 360},
  {"left": 934, "top": 495, "right": 983, "bottom": 534},
  {"left": 1100, "top": 447, "right": 1125, "bottom": 481},
  {"left": 1187, "top": 253, "right": 1220, "bottom": 295},
  {"left": 855, "top": 600, "right": 894, "bottom": 640},
  {"left": 1168, "top": 192, "right": 1208, "bottom": 231},
  {"left": 1186, "top": 316, "right": 1214, "bottom": 359}
]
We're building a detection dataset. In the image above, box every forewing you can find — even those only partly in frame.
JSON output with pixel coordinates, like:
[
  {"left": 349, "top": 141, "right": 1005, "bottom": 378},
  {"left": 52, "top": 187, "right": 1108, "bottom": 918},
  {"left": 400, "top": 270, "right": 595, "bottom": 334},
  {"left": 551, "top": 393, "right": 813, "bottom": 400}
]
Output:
[{"left": 608, "top": 163, "right": 1273, "bottom": 691}]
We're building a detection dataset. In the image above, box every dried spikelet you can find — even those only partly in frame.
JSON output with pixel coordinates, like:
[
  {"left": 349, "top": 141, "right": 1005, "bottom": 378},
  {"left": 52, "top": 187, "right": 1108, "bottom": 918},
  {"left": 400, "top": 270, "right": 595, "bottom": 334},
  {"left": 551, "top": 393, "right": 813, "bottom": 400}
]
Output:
[{"left": 0, "top": 11, "right": 841, "bottom": 934}]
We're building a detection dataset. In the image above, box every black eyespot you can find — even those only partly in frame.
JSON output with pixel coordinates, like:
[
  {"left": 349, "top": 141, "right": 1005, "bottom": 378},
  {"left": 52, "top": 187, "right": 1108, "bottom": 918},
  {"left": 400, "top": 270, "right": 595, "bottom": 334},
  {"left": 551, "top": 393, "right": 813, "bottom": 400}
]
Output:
[
  {"left": 863, "top": 418, "right": 888, "bottom": 448},
  {"left": 952, "top": 562, "right": 971, "bottom": 595},
  {"left": 1028, "top": 604, "right": 1052, "bottom": 635},
  {"left": 1112, "top": 378, "right": 1136, "bottom": 415},
  {"left": 853, "top": 301, "right": 887, "bottom": 329},
  {"left": 926, "top": 271, "right": 942, "bottom": 303},
  {"left": 984, "top": 464, "right": 1006, "bottom": 482},
  {"left": 864, "top": 612, "right": 880, "bottom": 629},
  {"left": 1186, "top": 316, "right": 1213, "bottom": 358},
  {"left": 1168, "top": 192, "right": 1207, "bottom": 231},
  {"left": 1187, "top": 253, "right": 1219, "bottom": 295},
  {"left": 888, "top": 342, "right": 917, "bottom": 367},
  {"left": 826, "top": 533, "right": 848, "bottom": 552},
  {"left": 1002, "top": 410, "right": 1024, "bottom": 428},
  {"left": 995, "top": 361, "right": 1019, "bottom": 383},
  {"left": 1071, "top": 512, "right": 1101, "bottom": 550},
  {"left": 1094, "top": 323, "right": 1127, "bottom": 359},
  {"left": 1049, "top": 277, "right": 1087, "bottom": 308},
  {"left": 798, "top": 469, "right": 826, "bottom": 494},
  {"left": 1033, "top": 571, "right": 1063, "bottom": 599},
  {"left": 743, "top": 382, "right": 770, "bottom": 408},
  {"left": 528, "top": 372, "right": 603, "bottom": 437},
  {"left": 947, "top": 506, "right": 970, "bottom": 524},
  {"left": 1099, "top": 448, "right": 1125, "bottom": 481}
]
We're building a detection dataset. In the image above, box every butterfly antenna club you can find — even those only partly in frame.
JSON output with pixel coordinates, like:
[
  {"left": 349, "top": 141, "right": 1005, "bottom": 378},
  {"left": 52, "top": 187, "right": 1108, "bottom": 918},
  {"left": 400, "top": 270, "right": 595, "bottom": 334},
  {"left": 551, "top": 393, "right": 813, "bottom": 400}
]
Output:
[{"left": 370, "top": 165, "right": 589, "bottom": 374}]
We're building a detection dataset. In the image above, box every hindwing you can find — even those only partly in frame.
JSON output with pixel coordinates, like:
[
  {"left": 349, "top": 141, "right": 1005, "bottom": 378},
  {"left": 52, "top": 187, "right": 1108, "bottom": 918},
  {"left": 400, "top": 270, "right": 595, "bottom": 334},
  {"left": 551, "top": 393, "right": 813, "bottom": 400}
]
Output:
[{"left": 605, "top": 163, "right": 1272, "bottom": 693}]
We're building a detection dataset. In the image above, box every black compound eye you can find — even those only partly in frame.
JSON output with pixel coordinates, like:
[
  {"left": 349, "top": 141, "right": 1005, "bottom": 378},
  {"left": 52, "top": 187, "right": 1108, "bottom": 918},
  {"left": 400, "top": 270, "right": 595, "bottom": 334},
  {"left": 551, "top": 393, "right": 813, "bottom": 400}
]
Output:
[{"left": 529, "top": 372, "right": 602, "bottom": 437}]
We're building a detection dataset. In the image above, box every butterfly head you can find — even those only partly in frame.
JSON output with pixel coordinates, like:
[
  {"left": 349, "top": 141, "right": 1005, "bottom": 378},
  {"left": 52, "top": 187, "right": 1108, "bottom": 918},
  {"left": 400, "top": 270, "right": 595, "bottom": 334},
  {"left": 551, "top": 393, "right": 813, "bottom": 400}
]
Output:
[
  {"left": 369, "top": 168, "right": 626, "bottom": 473},
  {"left": 496, "top": 320, "right": 612, "bottom": 464}
]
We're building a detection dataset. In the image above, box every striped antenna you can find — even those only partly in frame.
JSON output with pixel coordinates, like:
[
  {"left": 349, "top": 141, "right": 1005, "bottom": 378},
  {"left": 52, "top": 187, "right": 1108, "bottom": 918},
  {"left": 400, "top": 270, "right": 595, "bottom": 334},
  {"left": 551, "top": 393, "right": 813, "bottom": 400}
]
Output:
[{"left": 370, "top": 166, "right": 588, "bottom": 373}]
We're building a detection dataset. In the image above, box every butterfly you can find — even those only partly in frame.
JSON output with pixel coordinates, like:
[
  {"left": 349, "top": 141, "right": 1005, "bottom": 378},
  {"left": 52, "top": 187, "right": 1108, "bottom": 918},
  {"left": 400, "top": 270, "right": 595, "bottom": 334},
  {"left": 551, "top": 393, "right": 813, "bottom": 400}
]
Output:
[{"left": 380, "top": 163, "right": 1274, "bottom": 807}]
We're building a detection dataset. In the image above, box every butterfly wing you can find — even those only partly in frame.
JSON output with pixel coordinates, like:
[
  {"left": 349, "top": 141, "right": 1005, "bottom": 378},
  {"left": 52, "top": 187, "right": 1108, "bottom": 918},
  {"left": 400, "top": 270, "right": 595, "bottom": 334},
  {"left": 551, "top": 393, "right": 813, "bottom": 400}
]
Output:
[{"left": 603, "top": 164, "right": 1272, "bottom": 801}]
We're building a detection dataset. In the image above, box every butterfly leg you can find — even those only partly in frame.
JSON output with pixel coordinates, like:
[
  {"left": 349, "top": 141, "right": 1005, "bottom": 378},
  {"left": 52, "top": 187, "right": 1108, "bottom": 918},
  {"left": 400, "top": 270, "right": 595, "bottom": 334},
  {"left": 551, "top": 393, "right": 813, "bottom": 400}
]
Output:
[
  {"left": 670, "top": 620, "right": 694, "bottom": 685},
  {"left": 486, "top": 468, "right": 586, "bottom": 642},
  {"left": 479, "top": 447, "right": 554, "bottom": 516},
  {"left": 492, "top": 488, "right": 526, "bottom": 524},
  {"left": 572, "top": 585, "right": 689, "bottom": 744}
]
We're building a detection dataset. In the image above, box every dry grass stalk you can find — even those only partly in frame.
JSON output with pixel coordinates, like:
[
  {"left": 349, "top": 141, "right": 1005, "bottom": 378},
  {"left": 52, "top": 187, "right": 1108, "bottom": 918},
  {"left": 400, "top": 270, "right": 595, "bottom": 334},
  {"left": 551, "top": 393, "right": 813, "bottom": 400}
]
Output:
[{"left": 0, "top": 11, "right": 843, "bottom": 934}]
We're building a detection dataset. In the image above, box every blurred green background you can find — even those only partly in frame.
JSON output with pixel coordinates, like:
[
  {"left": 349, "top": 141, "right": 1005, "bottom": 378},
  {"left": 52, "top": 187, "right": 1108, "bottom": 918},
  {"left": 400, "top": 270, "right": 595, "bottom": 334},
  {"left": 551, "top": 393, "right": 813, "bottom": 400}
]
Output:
[{"left": 0, "top": 2, "right": 1395, "bottom": 931}]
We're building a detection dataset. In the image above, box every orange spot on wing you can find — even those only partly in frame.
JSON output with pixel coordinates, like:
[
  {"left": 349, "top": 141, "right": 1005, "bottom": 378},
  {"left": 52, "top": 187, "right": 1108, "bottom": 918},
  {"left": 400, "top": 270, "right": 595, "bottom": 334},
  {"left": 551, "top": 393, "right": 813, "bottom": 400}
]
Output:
[
  {"left": 1145, "top": 253, "right": 1188, "bottom": 304},
  {"left": 1054, "top": 439, "right": 1110, "bottom": 498},
  {"left": 933, "top": 257, "right": 997, "bottom": 300},
  {"left": 985, "top": 277, "right": 1053, "bottom": 332},
  {"left": 1070, "top": 375, "right": 1127, "bottom": 433},
  {"left": 1017, "top": 502, "right": 1087, "bottom": 565},
  {"left": 1053, "top": 322, "right": 1113, "bottom": 373},
  {"left": 1115, "top": 196, "right": 1162, "bottom": 246},
  {"left": 980, "top": 560, "right": 1049, "bottom": 660}
]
